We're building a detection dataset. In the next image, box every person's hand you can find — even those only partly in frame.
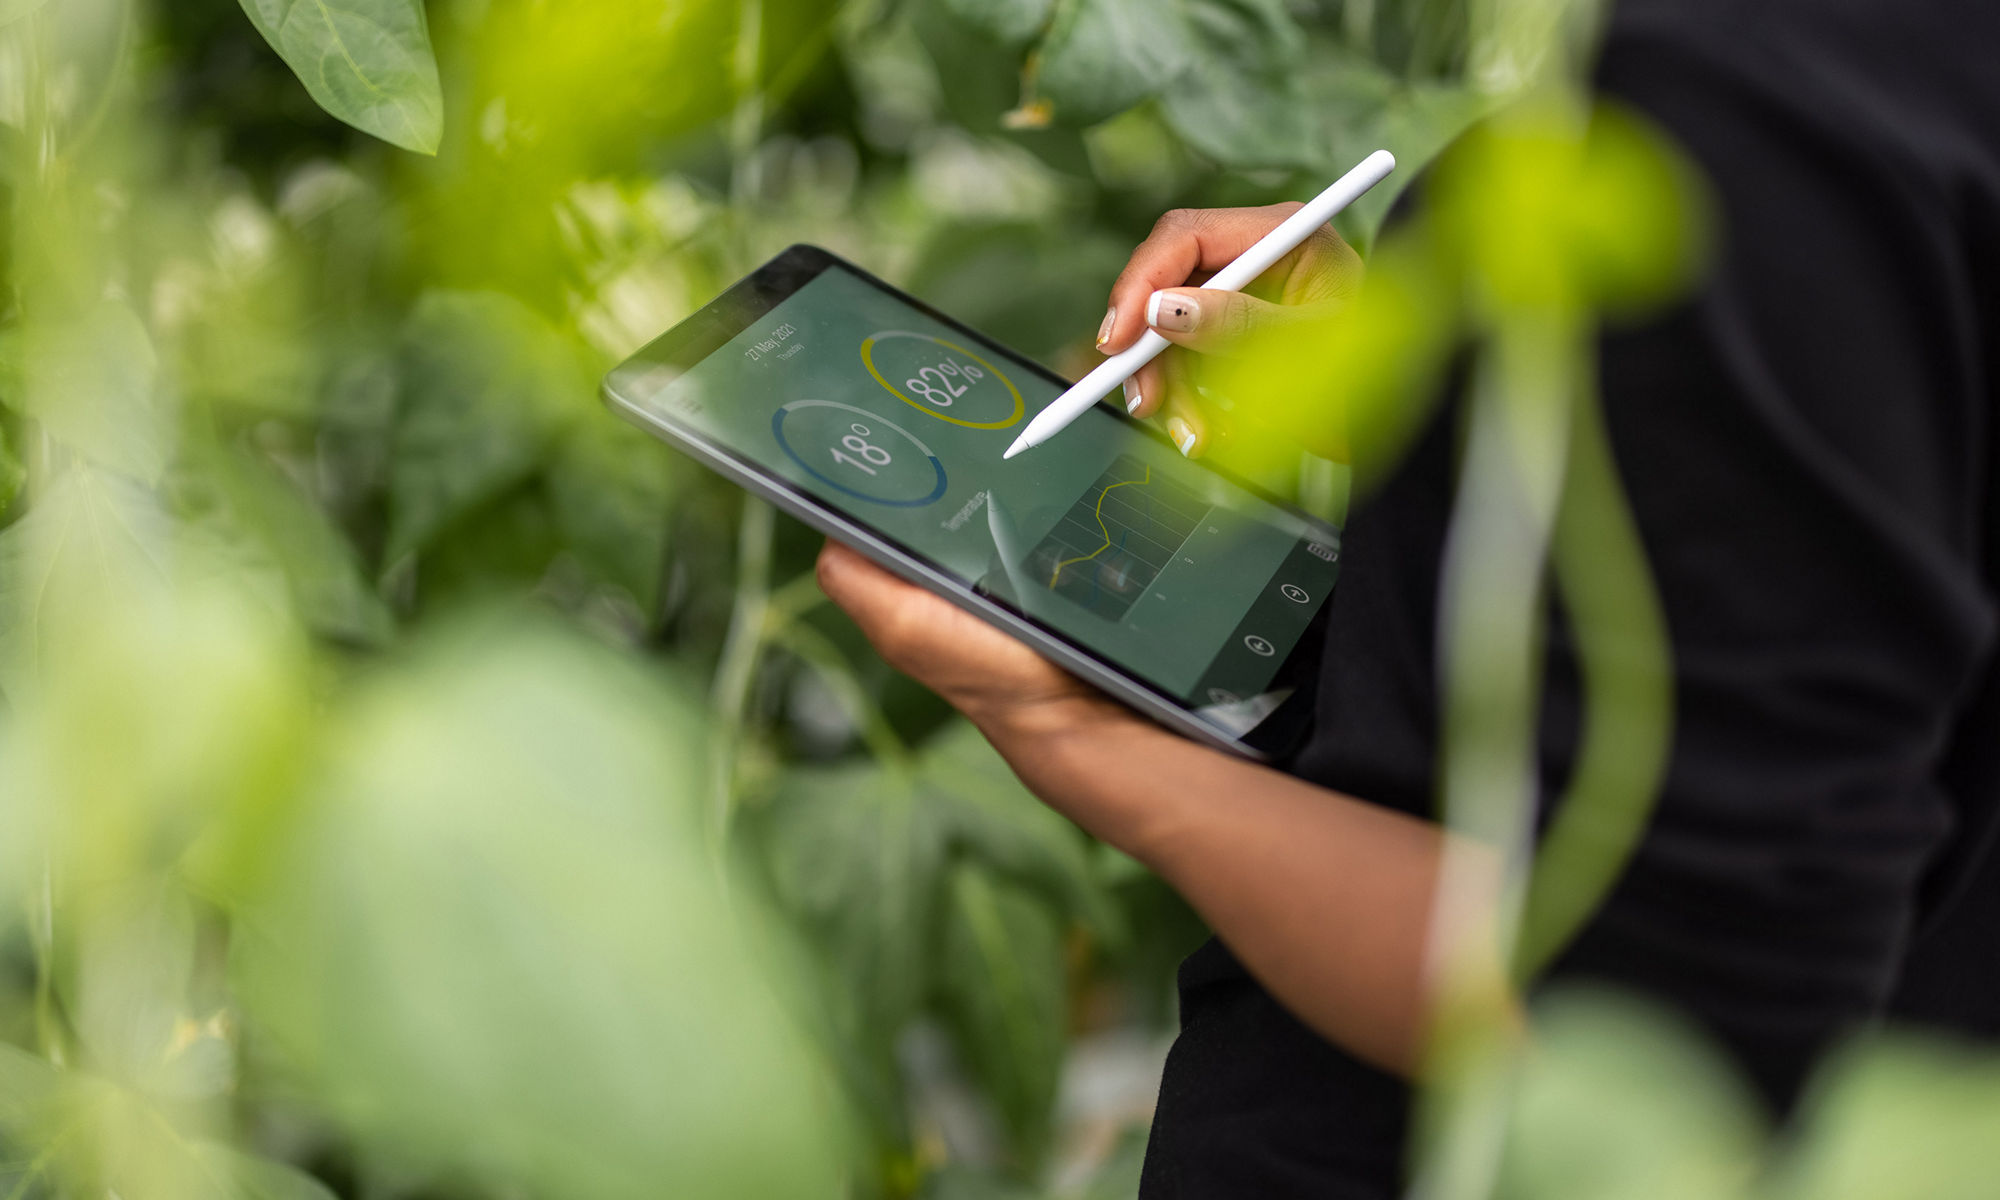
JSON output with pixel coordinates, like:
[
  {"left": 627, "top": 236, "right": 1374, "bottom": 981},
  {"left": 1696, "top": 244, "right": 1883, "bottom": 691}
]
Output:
[
  {"left": 1097, "top": 203, "right": 1364, "bottom": 459},
  {"left": 814, "top": 542, "right": 1132, "bottom": 746}
]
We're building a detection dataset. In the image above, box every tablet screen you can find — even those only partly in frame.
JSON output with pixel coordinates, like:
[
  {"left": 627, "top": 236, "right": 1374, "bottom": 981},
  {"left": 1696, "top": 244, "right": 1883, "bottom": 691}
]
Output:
[{"left": 608, "top": 253, "right": 1339, "bottom": 730}]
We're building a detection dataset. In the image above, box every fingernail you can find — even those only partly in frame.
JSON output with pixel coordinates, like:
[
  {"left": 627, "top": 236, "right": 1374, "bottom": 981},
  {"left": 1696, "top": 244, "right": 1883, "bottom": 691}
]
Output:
[
  {"left": 1148, "top": 290, "right": 1200, "bottom": 333},
  {"left": 1096, "top": 307, "right": 1117, "bottom": 349},
  {"left": 1123, "top": 377, "right": 1142, "bottom": 413},
  {"left": 1167, "top": 416, "right": 1197, "bottom": 457}
]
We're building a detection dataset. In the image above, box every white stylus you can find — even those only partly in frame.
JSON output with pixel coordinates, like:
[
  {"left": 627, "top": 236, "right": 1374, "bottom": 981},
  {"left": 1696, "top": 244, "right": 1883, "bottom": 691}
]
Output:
[{"left": 1001, "top": 149, "right": 1396, "bottom": 460}]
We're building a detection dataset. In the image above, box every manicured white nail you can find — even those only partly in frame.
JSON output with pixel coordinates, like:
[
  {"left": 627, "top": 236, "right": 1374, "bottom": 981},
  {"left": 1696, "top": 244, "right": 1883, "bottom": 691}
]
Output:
[
  {"left": 1096, "top": 307, "right": 1117, "bottom": 348},
  {"left": 1168, "top": 416, "right": 1197, "bottom": 456},
  {"left": 1123, "top": 377, "right": 1142, "bottom": 413}
]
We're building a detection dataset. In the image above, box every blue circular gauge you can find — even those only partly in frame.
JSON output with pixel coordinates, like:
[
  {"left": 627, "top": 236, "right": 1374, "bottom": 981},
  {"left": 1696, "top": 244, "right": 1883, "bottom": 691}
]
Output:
[{"left": 772, "top": 399, "right": 948, "bottom": 508}]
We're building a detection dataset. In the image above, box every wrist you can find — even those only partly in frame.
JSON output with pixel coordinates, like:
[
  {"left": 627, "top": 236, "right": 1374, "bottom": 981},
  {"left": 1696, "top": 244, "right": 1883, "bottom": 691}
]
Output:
[{"left": 969, "top": 697, "right": 1205, "bottom": 866}]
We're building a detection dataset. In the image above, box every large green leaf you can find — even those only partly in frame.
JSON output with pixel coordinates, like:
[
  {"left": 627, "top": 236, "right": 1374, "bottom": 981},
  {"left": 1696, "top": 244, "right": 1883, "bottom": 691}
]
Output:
[
  {"left": 0, "top": 0, "right": 52, "bottom": 25},
  {"left": 12, "top": 299, "right": 165, "bottom": 483},
  {"left": 230, "top": 618, "right": 845, "bottom": 1200},
  {"left": 765, "top": 762, "right": 947, "bottom": 1045},
  {"left": 546, "top": 416, "right": 680, "bottom": 615},
  {"left": 0, "top": 466, "right": 166, "bottom": 702},
  {"left": 385, "top": 291, "right": 580, "bottom": 564},
  {"left": 192, "top": 1144, "right": 340, "bottom": 1200},
  {"left": 236, "top": 0, "right": 443, "bottom": 154},
  {"left": 921, "top": 720, "right": 1120, "bottom": 942},
  {"left": 1763, "top": 1036, "right": 2000, "bottom": 1200},
  {"left": 1032, "top": 0, "right": 1192, "bottom": 126},
  {"left": 935, "top": 863, "right": 1067, "bottom": 1167},
  {"left": 940, "top": 0, "right": 1054, "bottom": 45},
  {"left": 1496, "top": 991, "right": 1764, "bottom": 1200},
  {"left": 195, "top": 445, "right": 395, "bottom": 646},
  {"left": 1157, "top": 0, "right": 1322, "bottom": 169}
]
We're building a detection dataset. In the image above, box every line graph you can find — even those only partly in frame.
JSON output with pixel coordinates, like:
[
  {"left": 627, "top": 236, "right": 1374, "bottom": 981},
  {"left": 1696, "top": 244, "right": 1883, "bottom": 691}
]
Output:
[{"left": 1026, "top": 455, "right": 1209, "bottom": 621}]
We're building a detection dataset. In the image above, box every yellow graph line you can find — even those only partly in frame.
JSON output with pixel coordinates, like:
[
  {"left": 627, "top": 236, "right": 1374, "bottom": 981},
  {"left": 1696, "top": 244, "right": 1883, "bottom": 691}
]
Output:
[{"left": 1049, "top": 467, "right": 1152, "bottom": 588}]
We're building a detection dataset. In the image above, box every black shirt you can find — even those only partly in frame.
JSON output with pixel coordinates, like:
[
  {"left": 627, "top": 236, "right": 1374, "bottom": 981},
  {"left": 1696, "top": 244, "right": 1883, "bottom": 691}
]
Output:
[{"left": 1140, "top": 1, "right": 2000, "bottom": 1194}]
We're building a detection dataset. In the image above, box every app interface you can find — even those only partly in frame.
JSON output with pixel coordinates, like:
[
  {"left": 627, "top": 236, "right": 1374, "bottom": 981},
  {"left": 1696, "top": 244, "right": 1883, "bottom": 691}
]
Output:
[{"left": 618, "top": 266, "right": 1340, "bottom": 709}]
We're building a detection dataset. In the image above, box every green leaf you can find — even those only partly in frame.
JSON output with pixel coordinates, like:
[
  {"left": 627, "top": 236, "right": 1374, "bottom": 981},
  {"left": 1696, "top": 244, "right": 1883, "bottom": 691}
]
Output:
[
  {"left": 235, "top": 0, "right": 443, "bottom": 154},
  {"left": 0, "top": 466, "right": 166, "bottom": 702},
  {"left": 547, "top": 417, "right": 680, "bottom": 615},
  {"left": 765, "top": 763, "right": 947, "bottom": 1044},
  {"left": 0, "top": 422, "right": 22, "bottom": 510},
  {"left": 1496, "top": 990, "right": 1764, "bottom": 1200},
  {"left": 230, "top": 617, "right": 844, "bottom": 1200},
  {"left": 196, "top": 446, "right": 395, "bottom": 646},
  {"left": 1764, "top": 1036, "right": 2000, "bottom": 1200},
  {"left": 14, "top": 299, "right": 165, "bottom": 483},
  {"left": 940, "top": 0, "right": 1054, "bottom": 45},
  {"left": 64, "top": 883, "right": 199, "bottom": 1093},
  {"left": 385, "top": 291, "right": 580, "bottom": 564},
  {"left": 1157, "top": 0, "right": 1323, "bottom": 169},
  {"left": 935, "top": 863, "right": 1067, "bottom": 1167},
  {"left": 192, "top": 1144, "right": 339, "bottom": 1200},
  {"left": 0, "top": 0, "right": 53, "bottom": 25},
  {"left": 1031, "top": 0, "right": 1192, "bottom": 126},
  {"left": 920, "top": 721, "right": 1120, "bottom": 943}
]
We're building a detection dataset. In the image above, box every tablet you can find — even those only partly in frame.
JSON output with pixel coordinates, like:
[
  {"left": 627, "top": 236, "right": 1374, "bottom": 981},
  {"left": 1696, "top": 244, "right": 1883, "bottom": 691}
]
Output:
[{"left": 602, "top": 245, "right": 1341, "bottom": 759}]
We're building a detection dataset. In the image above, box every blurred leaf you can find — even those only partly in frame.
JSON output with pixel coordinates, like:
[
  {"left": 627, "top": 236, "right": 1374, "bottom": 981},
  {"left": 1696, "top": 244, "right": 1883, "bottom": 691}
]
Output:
[
  {"left": 385, "top": 291, "right": 580, "bottom": 564},
  {"left": 766, "top": 762, "right": 946, "bottom": 1043},
  {"left": 936, "top": 863, "right": 1067, "bottom": 1167},
  {"left": 236, "top": 0, "right": 443, "bottom": 155},
  {"left": 1031, "top": 0, "right": 1191, "bottom": 126},
  {"left": 1431, "top": 100, "right": 1709, "bottom": 316},
  {"left": 906, "top": 222, "right": 1132, "bottom": 365},
  {"left": 0, "top": 1041, "right": 62, "bottom": 1131},
  {"left": 919, "top": 1163, "right": 1043, "bottom": 1199},
  {"left": 922, "top": 721, "right": 1120, "bottom": 943},
  {"left": 192, "top": 1143, "right": 340, "bottom": 1200},
  {"left": 1304, "top": 53, "right": 1490, "bottom": 244},
  {"left": 197, "top": 446, "right": 395, "bottom": 646},
  {"left": 1075, "top": 1124, "right": 1152, "bottom": 1200},
  {"left": 63, "top": 884, "right": 197, "bottom": 1092},
  {"left": 0, "top": 0, "right": 52, "bottom": 25},
  {"left": 0, "top": 466, "right": 165, "bottom": 702},
  {"left": 0, "top": 423, "right": 22, "bottom": 510},
  {"left": 231, "top": 617, "right": 845, "bottom": 1200},
  {"left": 1763, "top": 1036, "right": 2000, "bottom": 1200},
  {"left": 547, "top": 418, "right": 679, "bottom": 613},
  {"left": 1496, "top": 990, "right": 1764, "bottom": 1200},
  {"left": 1157, "top": 0, "right": 1322, "bottom": 169},
  {"left": 13, "top": 299, "right": 165, "bottom": 483},
  {"left": 940, "top": 0, "right": 1055, "bottom": 45}
]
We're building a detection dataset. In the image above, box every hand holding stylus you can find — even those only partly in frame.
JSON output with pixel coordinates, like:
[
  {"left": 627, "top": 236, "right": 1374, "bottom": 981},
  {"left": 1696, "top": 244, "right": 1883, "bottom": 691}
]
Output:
[{"left": 1003, "top": 149, "right": 1393, "bottom": 460}]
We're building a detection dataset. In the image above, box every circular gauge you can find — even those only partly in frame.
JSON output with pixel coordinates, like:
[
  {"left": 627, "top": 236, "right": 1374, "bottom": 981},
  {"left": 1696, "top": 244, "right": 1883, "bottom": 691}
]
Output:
[
  {"left": 860, "top": 330, "right": 1024, "bottom": 430},
  {"left": 772, "top": 399, "right": 948, "bottom": 508}
]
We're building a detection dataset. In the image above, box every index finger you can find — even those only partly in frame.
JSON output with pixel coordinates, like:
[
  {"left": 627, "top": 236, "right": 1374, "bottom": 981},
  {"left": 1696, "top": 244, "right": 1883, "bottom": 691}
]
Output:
[{"left": 1100, "top": 203, "right": 1303, "bottom": 353}]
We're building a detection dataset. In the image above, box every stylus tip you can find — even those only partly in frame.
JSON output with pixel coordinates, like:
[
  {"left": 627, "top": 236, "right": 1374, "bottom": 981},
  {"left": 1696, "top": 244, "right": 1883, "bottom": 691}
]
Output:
[{"left": 1002, "top": 436, "right": 1029, "bottom": 460}]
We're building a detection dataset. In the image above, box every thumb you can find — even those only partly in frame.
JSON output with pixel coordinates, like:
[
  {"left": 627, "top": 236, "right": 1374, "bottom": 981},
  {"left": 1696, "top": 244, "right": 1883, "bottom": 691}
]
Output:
[{"left": 1144, "top": 287, "right": 1301, "bottom": 355}]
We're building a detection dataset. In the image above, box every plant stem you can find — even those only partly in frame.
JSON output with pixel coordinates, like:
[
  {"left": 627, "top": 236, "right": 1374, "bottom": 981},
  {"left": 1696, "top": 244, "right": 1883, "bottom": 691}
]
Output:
[{"left": 708, "top": 496, "right": 774, "bottom": 858}]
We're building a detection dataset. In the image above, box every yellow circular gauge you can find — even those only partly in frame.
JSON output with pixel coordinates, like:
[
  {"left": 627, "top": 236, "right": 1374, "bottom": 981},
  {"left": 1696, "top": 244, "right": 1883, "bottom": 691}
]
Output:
[{"left": 860, "top": 330, "right": 1024, "bottom": 430}]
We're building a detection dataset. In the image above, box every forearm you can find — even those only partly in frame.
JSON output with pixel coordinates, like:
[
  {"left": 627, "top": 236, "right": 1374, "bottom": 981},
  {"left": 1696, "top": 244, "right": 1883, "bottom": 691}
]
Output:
[{"left": 979, "top": 706, "right": 1487, "bottom": 1077}]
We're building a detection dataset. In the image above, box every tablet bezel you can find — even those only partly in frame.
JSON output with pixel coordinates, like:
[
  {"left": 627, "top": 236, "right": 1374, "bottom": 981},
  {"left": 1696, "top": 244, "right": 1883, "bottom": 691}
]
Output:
[{"left": 601, "top": 244, "right": 1337, "bottom": 760}]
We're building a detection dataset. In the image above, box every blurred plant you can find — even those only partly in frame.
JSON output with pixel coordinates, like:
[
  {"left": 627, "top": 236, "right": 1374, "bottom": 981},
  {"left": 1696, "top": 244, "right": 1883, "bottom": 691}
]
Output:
[
  {"left": 1497, "top": 989, "right": 2000, "bottom": 1200},
  {"left": 4, "top": 2, "right": 1986, "bottom": 1200}
]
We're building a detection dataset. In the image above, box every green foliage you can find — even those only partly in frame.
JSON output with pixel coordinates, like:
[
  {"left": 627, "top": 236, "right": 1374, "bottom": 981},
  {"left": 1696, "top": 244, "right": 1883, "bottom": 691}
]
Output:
[
  {"left": 236, "top": 0, "right": 444, "bottom": 154},
  {"left": 227, "top": 618, "right": 846, "bottom": 1199},
  {"left": 1497, "top": 992, "right": 2000, "bottom": 1200},
  {"left": 3, "top": 2, "right": 1927, "bottom": 1200},
  {"left": 385, "top": 291, "right": 582, "bottom": 563}
]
